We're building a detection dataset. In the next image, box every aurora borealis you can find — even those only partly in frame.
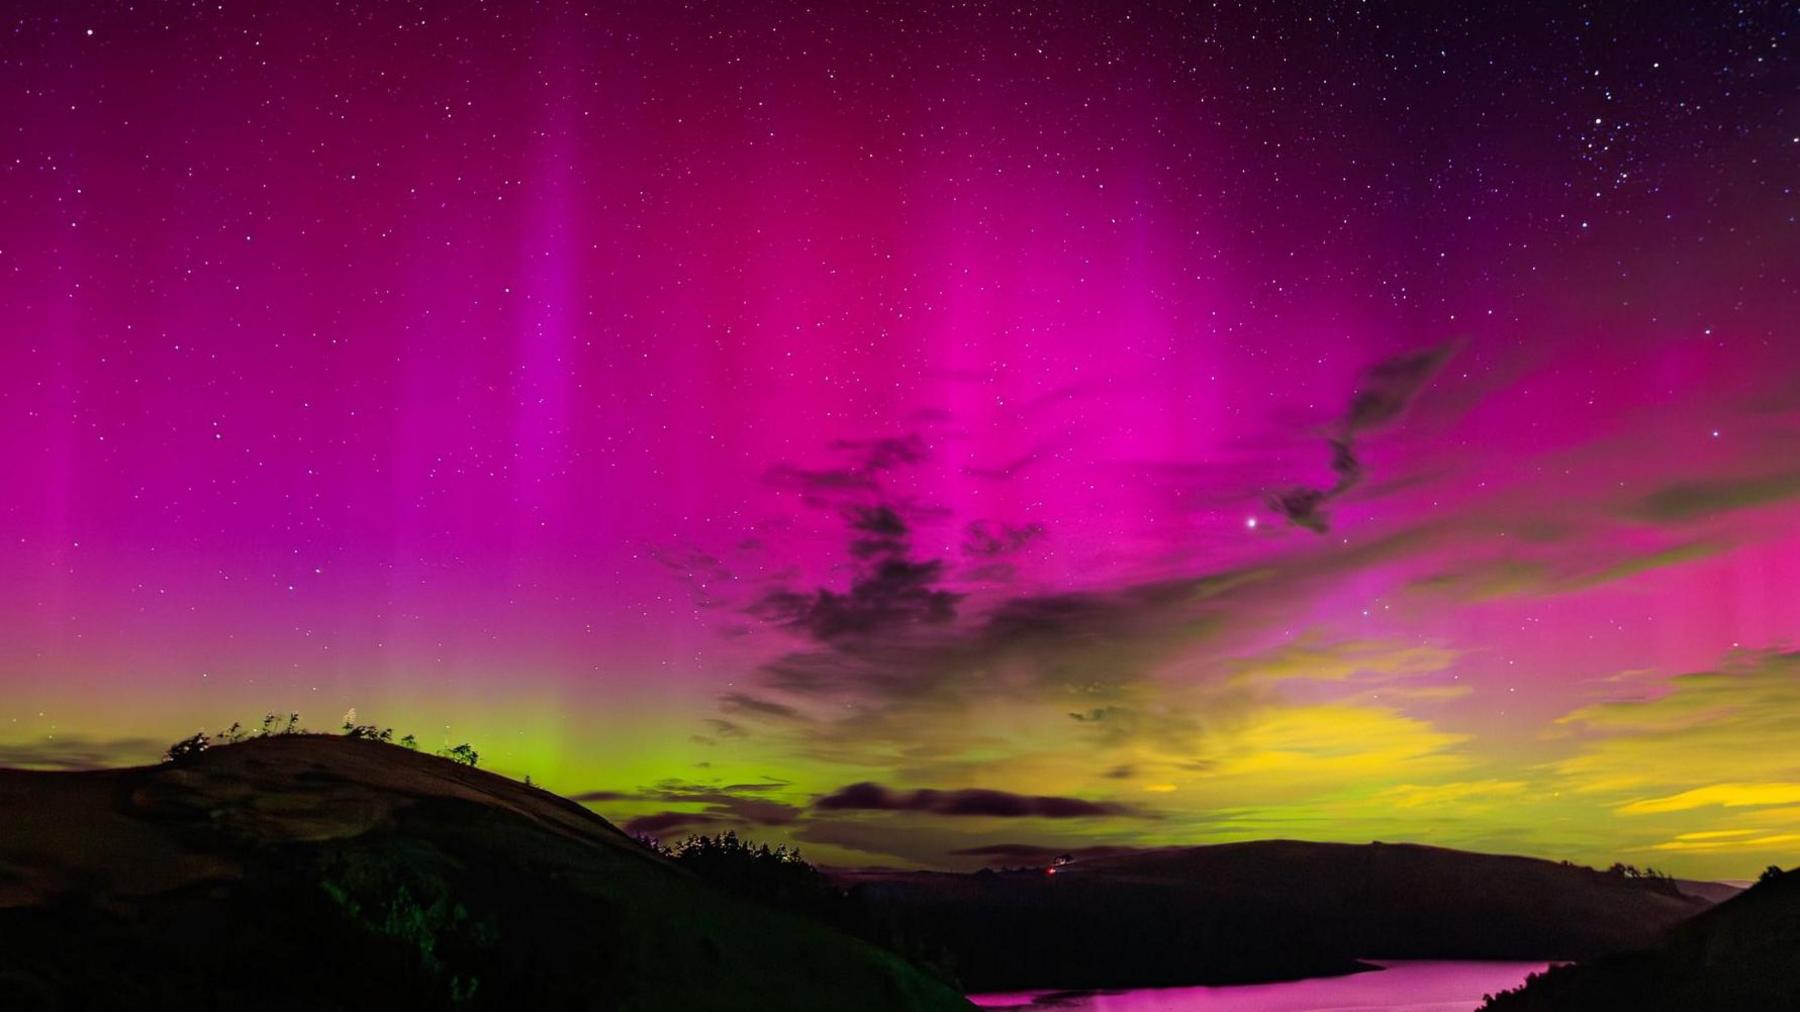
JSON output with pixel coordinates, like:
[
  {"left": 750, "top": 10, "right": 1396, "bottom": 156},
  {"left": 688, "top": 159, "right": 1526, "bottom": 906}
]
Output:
[{"left": 3, "top": 2, "right": 1797, "bottom": 879}]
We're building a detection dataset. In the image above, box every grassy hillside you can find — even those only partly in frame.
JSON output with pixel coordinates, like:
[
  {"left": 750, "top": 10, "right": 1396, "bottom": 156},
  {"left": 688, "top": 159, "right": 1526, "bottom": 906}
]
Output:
[
  {"left": 1481, "top": 867, "right": 1800, "bottom": 1011},
  {"left": 838, "top": 840, "right": 1720, "bottom": 991},
  {"left": 0, "top": 736, "right": 971, "bottom": 1012}
]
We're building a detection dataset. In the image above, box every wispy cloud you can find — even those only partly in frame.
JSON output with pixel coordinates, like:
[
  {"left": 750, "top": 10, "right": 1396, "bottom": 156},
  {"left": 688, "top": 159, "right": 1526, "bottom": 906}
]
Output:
[
  {"left": 1408, "top": 540, "right": 1731, "bottom": 601},
  {"left": 1553, "top": 651, "right": 1800, "bottom": 795},
  {"left": 1627, "top": 470, "right": 1800, "bottom": 524},
  {"left": 656, "top": 344, "right": 1800, "bottom": 875},
  {"left": 575, "top": 777, "right": 804, "bottom": 839},
  {"left": 1618, "top": 783, "right": 1800, "bottom": 815},
  {"left": 1269, "top": 342, "right": 1456, "bottom": 533}
]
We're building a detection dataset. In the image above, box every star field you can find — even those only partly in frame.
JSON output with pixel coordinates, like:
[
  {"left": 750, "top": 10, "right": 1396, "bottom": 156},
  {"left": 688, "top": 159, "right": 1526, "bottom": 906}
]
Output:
[{"left": 1, "top": 1, "right": 1797, "bottom": 875}]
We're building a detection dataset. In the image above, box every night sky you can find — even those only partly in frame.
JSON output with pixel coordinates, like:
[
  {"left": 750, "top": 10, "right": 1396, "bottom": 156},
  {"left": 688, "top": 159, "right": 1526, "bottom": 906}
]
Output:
[{"left": 3, "top": 2, "right": 1797, "bottom": 877}]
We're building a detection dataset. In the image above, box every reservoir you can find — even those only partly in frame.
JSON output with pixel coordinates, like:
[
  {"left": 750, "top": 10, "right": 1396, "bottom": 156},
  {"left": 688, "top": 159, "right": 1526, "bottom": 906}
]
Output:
[{"left": 970, "top": 960, "right": 1553, "bottom": 1011}]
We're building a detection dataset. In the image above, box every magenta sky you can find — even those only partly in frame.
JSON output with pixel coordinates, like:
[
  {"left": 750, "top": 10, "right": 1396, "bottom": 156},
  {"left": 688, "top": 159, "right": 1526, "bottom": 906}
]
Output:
[{"left": 3, "top": 2, "right": 1797, "bottom": 876}]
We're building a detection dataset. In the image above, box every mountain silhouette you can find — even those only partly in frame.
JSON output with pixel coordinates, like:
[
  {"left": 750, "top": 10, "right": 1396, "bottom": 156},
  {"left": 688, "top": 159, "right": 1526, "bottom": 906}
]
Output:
[
  {"left": 836, "top": 840, "right": 1725, "bottom": 991},
  {"left": 0, "top": 735, "right": 971, "bottom": 1011},
  {"left": 1481, "top": 865, "right": 1800, "bottom": 1010}
]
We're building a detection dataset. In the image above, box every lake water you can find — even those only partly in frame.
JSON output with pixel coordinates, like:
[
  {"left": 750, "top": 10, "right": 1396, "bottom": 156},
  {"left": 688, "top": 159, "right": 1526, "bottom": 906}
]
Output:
[{"left": 969, "top": 960, "right": 1551, "bottom": 1011}]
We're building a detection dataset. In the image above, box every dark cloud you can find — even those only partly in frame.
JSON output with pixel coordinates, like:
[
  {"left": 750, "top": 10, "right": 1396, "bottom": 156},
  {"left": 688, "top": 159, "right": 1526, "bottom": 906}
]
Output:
[
  {"left": 752, "top": 437, "right": 961, "bottom": 644},
  {"left": 766, "top": 462, "right": 870, "bottom": 495},
  {"left": 723, "top": 394, "right": 1462, "bottom": 771},
  {"left": 750, "top": 504, "right": 961, "bottom": 643},
  {"left": 847, "top": 504, "right": 908, "bottom": 558},
  {"left": 1267, "top": 485, "right": 1333, "bottom": 534},
  {"left": 963, "top": 520, "right": 1045, "bottom": 558},
  {"left": 766, "top": 433, "right": 927, "bottom": 498},
  {"left": 1270, "top": 343, "right": 1455, "bottom": 533},
  {"left": 1346, "top": 344, "right": 1458, "bottom": 431},
  {"left": 579, "top": 778, "right": 804, "bottom": 838},
  {"left": 623, "top": 811, "right": 726, "bottom": 837},
  {"left": 960, "top": 561, "right": 1021, "bottom": 583},
  {"left": 726, "top": 519, "right": 1447, "bottom": 766},
  {"left": 833, "top": 434, "right": 929, "bottom": 472},
  {"left": 813, "top": 781, "right": 1139, "bottom": 818}
]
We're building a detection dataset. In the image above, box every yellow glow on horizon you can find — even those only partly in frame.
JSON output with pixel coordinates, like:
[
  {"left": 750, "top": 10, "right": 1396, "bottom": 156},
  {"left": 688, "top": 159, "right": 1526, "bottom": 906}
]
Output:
[{"left": 1619, "top": 782, "right": 1800, "bottom": 815}]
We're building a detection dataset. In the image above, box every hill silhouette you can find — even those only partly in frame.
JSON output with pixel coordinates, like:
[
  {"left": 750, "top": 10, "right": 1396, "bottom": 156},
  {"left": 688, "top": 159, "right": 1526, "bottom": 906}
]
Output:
[
  {"left": 835, "top": 840, "right": 1723, "bottom": 991},
  {"left": 1480, "top": 866, "right": 1800, "bottom": 1010},
  {"left": 0, "top": 735, "right": 971, "bottom": 1011}
]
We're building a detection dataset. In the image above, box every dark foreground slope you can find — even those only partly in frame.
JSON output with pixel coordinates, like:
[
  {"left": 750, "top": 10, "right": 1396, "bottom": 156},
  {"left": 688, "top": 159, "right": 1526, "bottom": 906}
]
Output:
[
  {"left": 0, "top": 737, "right": 971, "bottom": 1012},
  {"left": 1481, "top": 867, "right": 1800, "bottom": 1011},
  {"left": 839, "top": 841, "right": 1720, "bottom": 991}
]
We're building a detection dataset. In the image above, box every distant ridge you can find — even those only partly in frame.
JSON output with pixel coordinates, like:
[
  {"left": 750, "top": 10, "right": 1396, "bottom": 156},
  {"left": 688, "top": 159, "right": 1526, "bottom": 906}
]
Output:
[{"left": 834, "top": 839, "right": 1725, "bottom": 991}]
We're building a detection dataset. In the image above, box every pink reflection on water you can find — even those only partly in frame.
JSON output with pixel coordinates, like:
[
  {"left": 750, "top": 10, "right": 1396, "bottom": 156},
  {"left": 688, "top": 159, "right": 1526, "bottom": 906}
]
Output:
[{"left": 969, "top": 960, "right": 1552, "bottom": 1012}]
